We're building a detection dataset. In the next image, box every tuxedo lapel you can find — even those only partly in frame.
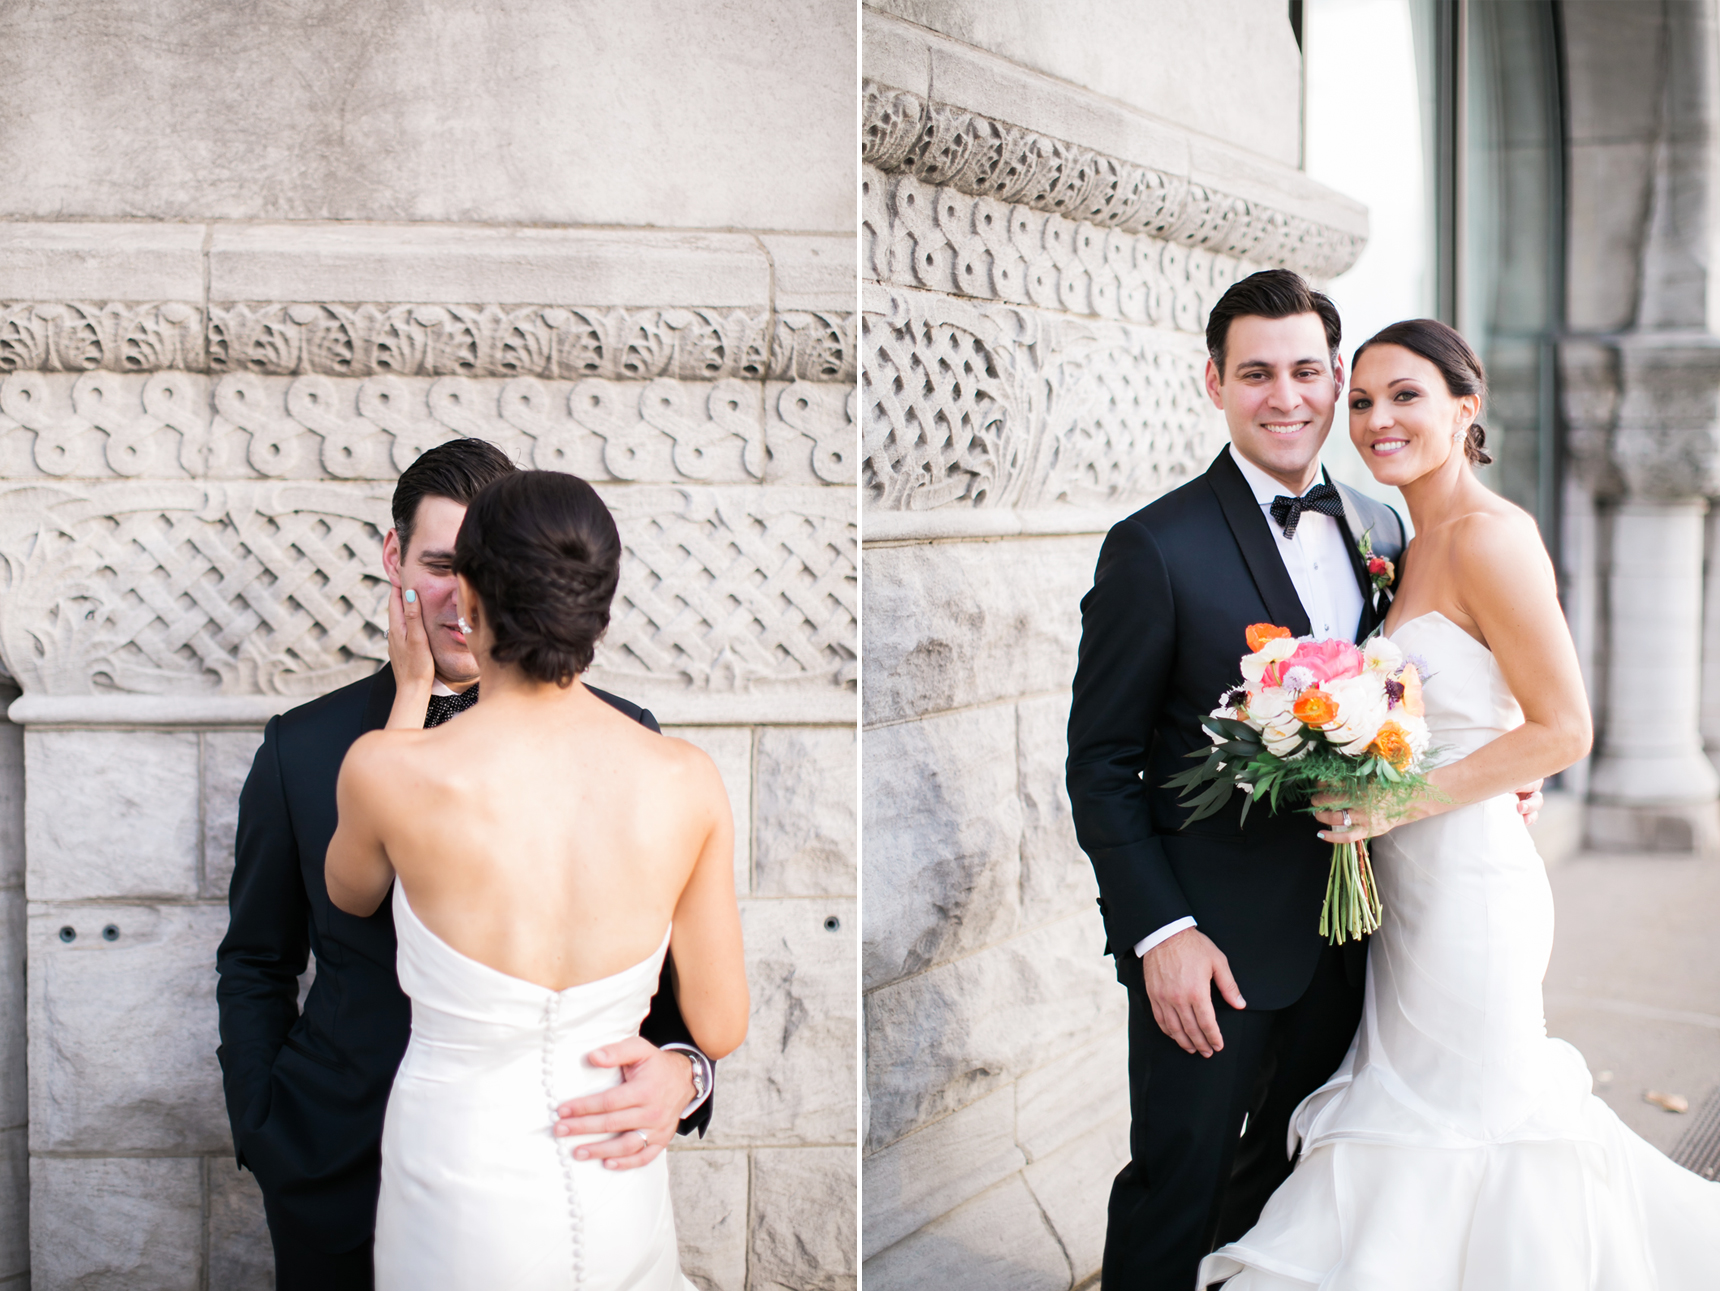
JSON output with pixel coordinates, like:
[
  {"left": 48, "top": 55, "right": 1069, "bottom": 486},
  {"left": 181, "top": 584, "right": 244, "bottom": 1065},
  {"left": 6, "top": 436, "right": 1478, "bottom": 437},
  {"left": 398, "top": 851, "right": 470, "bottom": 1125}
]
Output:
[
  {"left": 1332, "top": 477, "right": 1376, "bottom": 626},
  {"left": 1333, "top": 480, "right": 1399, "bottom": 640},
  {"left": 361, "top": 664, "right": 396, "bottom": 733},
  {"left": 1205, "top": 448, "right": 1312, "bottom": 637}
]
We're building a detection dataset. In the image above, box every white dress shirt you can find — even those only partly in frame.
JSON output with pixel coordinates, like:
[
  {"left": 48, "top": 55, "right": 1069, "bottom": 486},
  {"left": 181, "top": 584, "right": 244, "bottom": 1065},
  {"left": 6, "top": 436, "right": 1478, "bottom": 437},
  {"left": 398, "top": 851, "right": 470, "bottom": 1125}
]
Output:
[{"left": 1133, "top": 447, "right": 1365, "bottom": 961}]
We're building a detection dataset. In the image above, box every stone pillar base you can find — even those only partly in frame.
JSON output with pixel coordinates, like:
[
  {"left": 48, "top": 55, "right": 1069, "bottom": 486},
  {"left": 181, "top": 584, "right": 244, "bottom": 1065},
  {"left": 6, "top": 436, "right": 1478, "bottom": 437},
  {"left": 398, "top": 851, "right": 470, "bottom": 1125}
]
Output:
[{"left": 1585, "top": 800, "right": 1720, "bottom": 856}]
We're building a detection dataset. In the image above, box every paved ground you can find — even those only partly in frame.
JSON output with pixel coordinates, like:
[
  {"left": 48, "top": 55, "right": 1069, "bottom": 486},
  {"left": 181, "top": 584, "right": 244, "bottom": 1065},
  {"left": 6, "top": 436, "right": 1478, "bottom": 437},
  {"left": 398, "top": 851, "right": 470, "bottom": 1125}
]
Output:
[{"left": 1544, "top": 850, "right": 1720, "bottom": 1156}]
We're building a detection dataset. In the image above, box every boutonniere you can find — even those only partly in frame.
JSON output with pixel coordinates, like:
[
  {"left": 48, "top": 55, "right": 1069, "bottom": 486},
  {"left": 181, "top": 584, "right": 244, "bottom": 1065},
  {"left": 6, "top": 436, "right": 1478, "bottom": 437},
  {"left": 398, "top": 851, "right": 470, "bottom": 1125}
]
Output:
[{"left": 1357, "top": 530, "right": 1395, "bottom": 596}]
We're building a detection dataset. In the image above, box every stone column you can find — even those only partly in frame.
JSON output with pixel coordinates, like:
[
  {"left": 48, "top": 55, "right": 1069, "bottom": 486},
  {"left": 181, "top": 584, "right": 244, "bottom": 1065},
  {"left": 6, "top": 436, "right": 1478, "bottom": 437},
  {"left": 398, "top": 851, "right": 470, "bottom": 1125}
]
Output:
[
  {"left": 1589, "top": 498, "right": 1720, "bottom": 850},
  {"left": 1562, "top": 3, "right": 1720, "bottom": 855}
]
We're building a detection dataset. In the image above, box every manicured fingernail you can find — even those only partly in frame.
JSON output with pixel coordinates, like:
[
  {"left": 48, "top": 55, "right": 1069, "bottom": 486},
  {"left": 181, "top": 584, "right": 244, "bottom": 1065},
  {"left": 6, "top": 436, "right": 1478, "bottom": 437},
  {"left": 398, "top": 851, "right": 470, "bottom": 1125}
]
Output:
[
  {"left": 574, "top": 1147, "right": 587, "bottom": 1158},
  {"left": 605, "top": 1160, "right": 617, "bottom": 1169},
  {"left": 404, "top": 589, "right": 416, "bottom": 603}
]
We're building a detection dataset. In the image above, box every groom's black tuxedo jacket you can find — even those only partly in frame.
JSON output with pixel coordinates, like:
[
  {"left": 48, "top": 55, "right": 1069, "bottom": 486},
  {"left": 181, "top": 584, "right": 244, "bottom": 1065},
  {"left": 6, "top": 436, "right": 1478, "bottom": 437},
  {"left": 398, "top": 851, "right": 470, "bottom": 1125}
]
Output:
[
  {"left": 215, "top": 664, "right": 712, "bottom": 1253},
  {"left": 1067, "top": 448, "right": 1406, "bottom": 1009}
]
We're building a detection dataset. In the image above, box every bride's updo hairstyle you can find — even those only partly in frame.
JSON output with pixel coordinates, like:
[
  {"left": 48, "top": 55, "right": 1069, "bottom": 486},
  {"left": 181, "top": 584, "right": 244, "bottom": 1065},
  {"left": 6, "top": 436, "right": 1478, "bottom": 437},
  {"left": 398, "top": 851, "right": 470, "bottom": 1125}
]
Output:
[
  {"left": 1352, "top": 318, "right": 1493, "bottom": 466},
  {"left": 452, "top": 470, "right": 621, "bottom": 686}
]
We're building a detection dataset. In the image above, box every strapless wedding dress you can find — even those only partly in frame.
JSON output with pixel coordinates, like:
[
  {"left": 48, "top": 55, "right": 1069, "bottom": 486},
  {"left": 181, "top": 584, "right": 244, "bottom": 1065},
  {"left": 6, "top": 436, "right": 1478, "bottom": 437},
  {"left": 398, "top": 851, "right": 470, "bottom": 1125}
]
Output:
[
  {"left": 373, "top": 884, "right": 693, "bottom": 1290},
  {"left": 1200, "top": 612, "right": 1720, "bottom": 1290}
]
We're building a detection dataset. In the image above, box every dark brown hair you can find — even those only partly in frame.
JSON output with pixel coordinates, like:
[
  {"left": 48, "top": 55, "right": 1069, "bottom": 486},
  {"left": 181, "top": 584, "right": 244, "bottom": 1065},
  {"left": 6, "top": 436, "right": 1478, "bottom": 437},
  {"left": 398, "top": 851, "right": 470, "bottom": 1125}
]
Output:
[
  {"left": 1205, "top": 268, "right": 1342, "bottom": 377},
  {"left": 452, "top": 471, "right": 622, "bottom": 685},
  {"left": 392, "top": 437, "right": 516, "bottom": 555},
  {"left": 1352, "top": 319, "right": 1492, "bottom": 466}
]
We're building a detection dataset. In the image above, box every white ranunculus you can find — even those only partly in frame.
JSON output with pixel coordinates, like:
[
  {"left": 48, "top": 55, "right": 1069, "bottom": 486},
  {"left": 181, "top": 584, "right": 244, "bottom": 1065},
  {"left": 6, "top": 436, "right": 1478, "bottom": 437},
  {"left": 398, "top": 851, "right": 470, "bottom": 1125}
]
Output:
[
  {"left": 1322, "top": 672, "right": 1390, "bottom": 756},
  {"left": 1246, "top": 685, "right": 1293, "bottom": 731},
  {"left": 1262, "top": 717, "right": 1304, "bottom": 758},
  {"left": 1363, "top": 635, "right": 1404, "bottom": 673},
  {"left": 1240, "top": 636, "right": 1298, "bottom": 685}
]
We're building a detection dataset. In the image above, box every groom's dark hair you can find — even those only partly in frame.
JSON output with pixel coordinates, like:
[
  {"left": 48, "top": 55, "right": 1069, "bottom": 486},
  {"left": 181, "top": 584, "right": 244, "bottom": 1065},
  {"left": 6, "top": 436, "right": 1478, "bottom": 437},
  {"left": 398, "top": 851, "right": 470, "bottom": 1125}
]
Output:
[
  {"left": 391, "top": 437, "right": 516, "bottom": 555},
  {"left": 1206, "top": 268, "right": 1342, "bottom": 377}
]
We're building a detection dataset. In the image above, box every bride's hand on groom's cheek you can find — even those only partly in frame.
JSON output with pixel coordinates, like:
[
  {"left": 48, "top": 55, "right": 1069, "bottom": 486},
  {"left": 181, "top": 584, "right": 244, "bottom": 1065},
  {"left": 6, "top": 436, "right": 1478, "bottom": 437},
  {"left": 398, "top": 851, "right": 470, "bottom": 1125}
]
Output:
[
  {"left": 384, "top": 581, "right": 437, "bottom": 729},
  {"left": 553, "top": 1038, "right": 696, "bottom": 1170}
]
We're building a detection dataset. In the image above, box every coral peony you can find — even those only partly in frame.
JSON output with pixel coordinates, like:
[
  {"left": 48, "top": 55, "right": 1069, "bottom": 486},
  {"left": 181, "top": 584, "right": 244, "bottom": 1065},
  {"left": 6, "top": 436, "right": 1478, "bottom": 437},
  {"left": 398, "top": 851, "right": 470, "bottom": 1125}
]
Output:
[
  {"left": 1262, "top": 638, "right": 1365, "bottom": 689},
  {"left": 1246, "top": 623, "right": 1293, "bottom": 653}
]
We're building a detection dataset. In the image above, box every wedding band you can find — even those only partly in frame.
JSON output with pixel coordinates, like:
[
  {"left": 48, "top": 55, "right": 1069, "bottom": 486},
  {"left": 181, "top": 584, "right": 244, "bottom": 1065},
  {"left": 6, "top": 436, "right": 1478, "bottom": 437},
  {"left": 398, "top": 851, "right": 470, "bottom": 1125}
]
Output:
[
  {"left": 635, "top": 1129, "right": 651, "bottom": 1147},
  {"left": 1341, "top": 810, "right": 1353, "bottom": 829}
]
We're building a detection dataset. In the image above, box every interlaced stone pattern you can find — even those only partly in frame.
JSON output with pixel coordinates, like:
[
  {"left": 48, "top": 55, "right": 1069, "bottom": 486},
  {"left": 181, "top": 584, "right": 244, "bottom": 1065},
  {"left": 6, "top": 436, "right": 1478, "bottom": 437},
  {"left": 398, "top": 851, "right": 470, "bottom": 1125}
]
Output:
[{"left": 0, "top": 306, "right": 856, "bottom": 712}]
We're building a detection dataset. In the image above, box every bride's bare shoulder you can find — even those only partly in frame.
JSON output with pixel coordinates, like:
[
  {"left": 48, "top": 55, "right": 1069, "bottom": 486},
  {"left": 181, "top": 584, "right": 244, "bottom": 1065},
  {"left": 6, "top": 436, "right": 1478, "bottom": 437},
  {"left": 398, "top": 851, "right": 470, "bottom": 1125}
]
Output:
[{"left": 1444, "top": 496, "right": 1555, "bottom": 610}]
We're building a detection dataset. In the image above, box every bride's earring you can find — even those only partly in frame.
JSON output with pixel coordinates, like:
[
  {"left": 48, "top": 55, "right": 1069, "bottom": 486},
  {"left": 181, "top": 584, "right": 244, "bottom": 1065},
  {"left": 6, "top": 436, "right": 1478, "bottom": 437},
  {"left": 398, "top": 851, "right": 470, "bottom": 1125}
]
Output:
[{"left": 458, "top": 615, "right": 473, "bottom": 635}]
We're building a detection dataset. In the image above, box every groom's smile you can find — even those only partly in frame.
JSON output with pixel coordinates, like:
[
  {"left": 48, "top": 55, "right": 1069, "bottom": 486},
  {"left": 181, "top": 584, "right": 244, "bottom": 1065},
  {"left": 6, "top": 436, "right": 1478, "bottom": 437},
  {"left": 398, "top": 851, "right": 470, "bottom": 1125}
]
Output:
[{"left": 1204, "top": 311, "right": 1343, "bottom": 496}]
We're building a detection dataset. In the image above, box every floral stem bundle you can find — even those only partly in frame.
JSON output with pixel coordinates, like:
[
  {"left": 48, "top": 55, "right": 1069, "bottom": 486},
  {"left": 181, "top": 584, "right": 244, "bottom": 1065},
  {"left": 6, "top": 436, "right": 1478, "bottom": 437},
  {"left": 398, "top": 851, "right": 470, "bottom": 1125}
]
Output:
[{"left": 1165, "top": 624, "right": 1437, "bottom": 945}]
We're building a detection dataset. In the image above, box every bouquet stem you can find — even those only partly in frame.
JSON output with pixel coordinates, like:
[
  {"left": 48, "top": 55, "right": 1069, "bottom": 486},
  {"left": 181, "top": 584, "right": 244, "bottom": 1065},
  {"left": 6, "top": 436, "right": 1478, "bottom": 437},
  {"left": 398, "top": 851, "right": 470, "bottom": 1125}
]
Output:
[{"left": 1318, "top": 838, "right": 1383, "bottom": 945}]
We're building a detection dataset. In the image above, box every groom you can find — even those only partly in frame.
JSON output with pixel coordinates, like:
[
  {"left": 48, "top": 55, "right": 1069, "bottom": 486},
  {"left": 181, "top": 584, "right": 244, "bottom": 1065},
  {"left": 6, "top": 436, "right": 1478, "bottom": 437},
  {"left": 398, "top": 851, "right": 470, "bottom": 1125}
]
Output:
[
  {"left": 1065, "top": 270, "right": 1404, "bottom": 1288},
  {"left": 217, "top": 438, "right": 714, "bottom": 1288}
]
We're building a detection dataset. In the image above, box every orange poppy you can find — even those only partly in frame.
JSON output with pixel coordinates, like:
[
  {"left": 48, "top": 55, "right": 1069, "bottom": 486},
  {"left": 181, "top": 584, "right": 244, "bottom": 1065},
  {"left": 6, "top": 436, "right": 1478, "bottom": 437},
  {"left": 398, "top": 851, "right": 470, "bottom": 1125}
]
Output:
[
  {"left": 1292, "top": 688, "right": 1338, "bottom": 727},
  {"left": 1246, "top": 623, "right": 1293, "bottom": 653}
]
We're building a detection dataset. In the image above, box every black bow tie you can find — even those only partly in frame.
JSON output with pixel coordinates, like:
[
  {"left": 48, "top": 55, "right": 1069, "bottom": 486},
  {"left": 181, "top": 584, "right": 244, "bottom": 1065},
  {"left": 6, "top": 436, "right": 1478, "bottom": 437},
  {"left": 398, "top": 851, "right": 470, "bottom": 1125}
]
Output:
[
  {"left": 1269, "top": 482, "right": 1345, "bottom": 539},
  {"left": 424, "top": 685, "right": 479, "bottom": 728}
]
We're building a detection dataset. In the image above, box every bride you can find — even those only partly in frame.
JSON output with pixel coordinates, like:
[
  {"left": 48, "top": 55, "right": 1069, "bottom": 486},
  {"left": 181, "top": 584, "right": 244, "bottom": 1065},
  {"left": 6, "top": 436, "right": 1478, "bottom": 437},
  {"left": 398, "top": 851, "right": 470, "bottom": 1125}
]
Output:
[
  {"left": 1200, "top": 320, "right": 1720, "bottom": 1288},
  {"left": 325, "top": 470, "right": 748, "bottom": 1289}
]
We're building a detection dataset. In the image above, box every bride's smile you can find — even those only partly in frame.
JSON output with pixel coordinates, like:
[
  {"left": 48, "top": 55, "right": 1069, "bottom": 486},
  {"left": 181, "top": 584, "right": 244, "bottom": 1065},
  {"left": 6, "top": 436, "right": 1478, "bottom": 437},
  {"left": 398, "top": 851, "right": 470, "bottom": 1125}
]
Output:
[{"left": 1346, "top": 344, "right": 1480, "bottom": 489}]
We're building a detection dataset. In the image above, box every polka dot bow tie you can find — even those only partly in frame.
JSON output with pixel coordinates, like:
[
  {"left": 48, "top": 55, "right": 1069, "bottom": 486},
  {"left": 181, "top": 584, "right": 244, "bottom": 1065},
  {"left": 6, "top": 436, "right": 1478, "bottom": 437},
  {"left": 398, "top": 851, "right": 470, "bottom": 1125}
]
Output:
[
  {"left": 1269, "top": 482, "right": 1345, "bottom": 539},
  {"left": 424, "top": 684, "right": 480, "bottom": 728}
]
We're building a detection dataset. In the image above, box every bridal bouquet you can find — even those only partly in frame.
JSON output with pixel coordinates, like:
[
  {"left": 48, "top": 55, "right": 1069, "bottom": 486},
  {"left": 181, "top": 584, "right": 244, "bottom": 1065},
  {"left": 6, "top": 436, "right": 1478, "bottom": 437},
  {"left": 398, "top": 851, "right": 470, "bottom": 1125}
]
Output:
[{"left": 1165, "top": 624, "right": 1436, "bottom": 944}]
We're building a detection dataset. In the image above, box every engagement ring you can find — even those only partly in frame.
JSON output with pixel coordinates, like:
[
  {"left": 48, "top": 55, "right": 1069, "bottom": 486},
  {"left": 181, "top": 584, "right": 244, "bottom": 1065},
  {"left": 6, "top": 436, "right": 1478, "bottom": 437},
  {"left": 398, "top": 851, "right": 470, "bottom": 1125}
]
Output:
[{"left": 1342, "top": 811, "right": 1353, "bottom": 830}]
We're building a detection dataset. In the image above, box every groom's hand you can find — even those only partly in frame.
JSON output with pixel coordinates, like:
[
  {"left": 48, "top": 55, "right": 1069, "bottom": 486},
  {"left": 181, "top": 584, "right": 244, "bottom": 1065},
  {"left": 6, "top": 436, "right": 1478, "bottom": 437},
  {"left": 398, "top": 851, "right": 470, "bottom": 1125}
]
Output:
[
  {"left": 1514, "top": 778, "right": 1545, "bottom": 825},
  {"left": 553, "top": 1038, "right": 695, "bottom": 1170},
  {"left": 1141, "top": 928, "right": 1246, "bottom": 1058}
]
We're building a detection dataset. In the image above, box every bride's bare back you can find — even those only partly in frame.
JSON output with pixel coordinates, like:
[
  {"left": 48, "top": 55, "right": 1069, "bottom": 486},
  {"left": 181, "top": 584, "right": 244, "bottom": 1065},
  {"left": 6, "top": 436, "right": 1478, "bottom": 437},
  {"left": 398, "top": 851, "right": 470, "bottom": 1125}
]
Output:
[{"left": 329, "top": 678, "right": 745, "bottom": 1058}]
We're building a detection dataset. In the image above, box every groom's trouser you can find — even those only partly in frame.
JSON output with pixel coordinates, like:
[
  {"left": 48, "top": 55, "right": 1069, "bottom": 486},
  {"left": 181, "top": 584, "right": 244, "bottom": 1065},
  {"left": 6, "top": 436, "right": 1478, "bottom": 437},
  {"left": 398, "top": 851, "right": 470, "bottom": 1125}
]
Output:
[
  {"left": 263, "top": 1193, "right": 374, "bottom": 1291},
  {"left": 1101, "top": 941, "right": 1363, "bottom": 1290}
]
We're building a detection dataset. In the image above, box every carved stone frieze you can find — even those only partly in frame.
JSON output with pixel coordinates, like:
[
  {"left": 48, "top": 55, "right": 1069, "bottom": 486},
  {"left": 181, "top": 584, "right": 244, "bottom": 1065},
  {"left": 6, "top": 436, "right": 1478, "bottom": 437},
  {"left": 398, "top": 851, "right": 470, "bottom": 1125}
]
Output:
[
  {"left": 0, "top": 481, "right": 856, "bottom": 701},
  {"left": 865, "top": 167, "right": 1255, "bottom": 332},
  {"left": 0, "top": 303, "right": 854, "bottom": 383},
  {"left": 0, "top": 372, "right": 854, "bottom": 487},
  {"left": 862, "top": 287, "right": 1220, "bottom": 514},
  {"left": 861, "top": 81, "right": 1365, "bottom": 281},
  {"left": 0, "top": 302, "right": 205, "bottom": 374}
]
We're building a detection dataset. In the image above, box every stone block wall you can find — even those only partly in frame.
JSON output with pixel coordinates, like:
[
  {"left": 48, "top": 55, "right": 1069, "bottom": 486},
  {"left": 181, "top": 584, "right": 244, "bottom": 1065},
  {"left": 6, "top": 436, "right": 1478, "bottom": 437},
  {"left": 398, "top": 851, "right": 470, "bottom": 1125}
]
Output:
[
  {"left": 20, "top": 717, "right": 853, "bottom": 1290},
  {"left": 0, "top": 2, "right": 856, "bottom": 1286},
  {"left": 858, "top": 8, "right": 1364, "bottom": 1287}
]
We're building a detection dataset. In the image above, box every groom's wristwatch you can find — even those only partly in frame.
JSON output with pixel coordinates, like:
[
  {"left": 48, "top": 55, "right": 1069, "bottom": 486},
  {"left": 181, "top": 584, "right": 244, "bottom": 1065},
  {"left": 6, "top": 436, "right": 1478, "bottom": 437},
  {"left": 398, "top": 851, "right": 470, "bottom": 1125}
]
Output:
[{"left": 661, "top": 1043, "right": 713, "bottom": 1118}]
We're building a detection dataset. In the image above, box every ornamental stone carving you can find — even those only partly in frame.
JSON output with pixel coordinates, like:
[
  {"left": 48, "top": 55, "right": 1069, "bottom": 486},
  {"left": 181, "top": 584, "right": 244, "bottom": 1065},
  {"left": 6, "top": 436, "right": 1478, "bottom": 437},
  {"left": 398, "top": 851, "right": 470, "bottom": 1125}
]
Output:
[
  {"left": 0, "top": 481, "right": 855, "bottom": 702},
  {"left": 0, "top": 303, "right": 855, "bottom": 384},
  {"left": 1559, "top": 333, "right": 1720, "bottom": 501},
  {"left": 861, "top": 81, "right": 1365, "bottom": 281},
  {"left": 861, "top": 287, "right": 1219, "bottom": 513},
  {"left": 865, "top": 167, "right": 1253, "bottom": 330},
  {"left": 0, "top": 372, "right": 853, "bottom": 486}
]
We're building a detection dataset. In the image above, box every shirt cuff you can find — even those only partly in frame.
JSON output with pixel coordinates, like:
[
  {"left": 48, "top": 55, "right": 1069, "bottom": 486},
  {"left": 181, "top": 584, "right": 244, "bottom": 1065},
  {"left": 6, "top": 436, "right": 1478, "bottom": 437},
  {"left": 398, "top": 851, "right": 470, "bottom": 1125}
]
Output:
[
  {"left": 660, "top": 1043, "right": 714, "bottom": 1119},
  {"left": 1134, "top": 916, "right": 1197, "bottom": 960}
]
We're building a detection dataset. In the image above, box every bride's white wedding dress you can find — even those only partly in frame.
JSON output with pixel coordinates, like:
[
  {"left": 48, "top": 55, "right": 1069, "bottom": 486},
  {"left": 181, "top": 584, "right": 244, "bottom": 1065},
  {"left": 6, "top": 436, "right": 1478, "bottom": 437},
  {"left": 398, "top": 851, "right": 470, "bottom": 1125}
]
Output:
[
  {"left": 373, "top": 883, "right": 694, "bottom": 1290},
  {"left": 1200, "top": 612, "right": 1720, "bottom": 1290}
]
